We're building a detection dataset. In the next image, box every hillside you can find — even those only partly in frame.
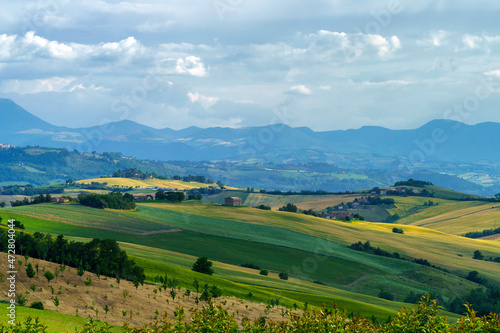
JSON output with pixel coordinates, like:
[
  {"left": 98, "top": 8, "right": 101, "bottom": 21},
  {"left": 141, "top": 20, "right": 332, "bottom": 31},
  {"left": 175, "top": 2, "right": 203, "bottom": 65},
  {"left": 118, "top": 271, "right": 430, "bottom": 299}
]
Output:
[{"left": 0, "top": 253, "right": 288, "bottom": 331}]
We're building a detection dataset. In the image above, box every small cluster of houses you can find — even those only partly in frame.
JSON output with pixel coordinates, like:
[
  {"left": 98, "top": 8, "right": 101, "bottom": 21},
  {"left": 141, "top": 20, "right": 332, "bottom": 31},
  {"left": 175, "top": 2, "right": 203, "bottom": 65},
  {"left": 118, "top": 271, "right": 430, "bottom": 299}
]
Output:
[
  {"left": 318, "top": 211, "right": 350, "bottom": 220},
  {"left": 0, "top": 143, "right": 13, "bottom": 149}
]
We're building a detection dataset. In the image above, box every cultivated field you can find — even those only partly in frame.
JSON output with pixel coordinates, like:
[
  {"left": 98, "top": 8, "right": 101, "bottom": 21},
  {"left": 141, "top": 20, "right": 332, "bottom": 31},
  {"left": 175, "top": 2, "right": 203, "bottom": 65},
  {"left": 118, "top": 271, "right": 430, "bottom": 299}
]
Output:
[{"left": 76, "top": 177, "right": 213, "bottom": 190}]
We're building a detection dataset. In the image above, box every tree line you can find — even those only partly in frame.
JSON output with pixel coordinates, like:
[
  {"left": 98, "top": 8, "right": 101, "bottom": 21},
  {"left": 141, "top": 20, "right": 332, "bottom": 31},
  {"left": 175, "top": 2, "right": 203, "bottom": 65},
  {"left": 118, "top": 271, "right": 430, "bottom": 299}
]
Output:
[
  {"left": 10, "top": 193, "right": 54, "bottom": 207},
  {"left": 0, "top": 230, "right": 145, "bottom": 283},
  {"left": 464, "top": 226, "right": 500, "bottom": 239}
]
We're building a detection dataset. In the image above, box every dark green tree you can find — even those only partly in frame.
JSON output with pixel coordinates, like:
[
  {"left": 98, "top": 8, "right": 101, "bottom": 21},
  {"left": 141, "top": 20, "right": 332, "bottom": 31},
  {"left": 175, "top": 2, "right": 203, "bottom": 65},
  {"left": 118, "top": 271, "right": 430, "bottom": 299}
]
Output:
[
  {"left": 192, "top": 257, "right": 214, "bottom": 275},
  {"left": 26, "top": 263, "right": 36, "bottom": 278}
]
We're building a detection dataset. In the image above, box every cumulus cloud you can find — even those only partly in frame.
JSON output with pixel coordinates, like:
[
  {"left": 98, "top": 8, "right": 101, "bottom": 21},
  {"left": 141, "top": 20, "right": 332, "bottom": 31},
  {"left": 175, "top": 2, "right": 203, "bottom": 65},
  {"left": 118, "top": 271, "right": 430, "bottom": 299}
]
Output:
[
  {"left": 0, "top": 31, "right": 145, "bottom": 63},
  {"left": 187, "top": 91, "right": 219, "bottom": 108},
  {"left": 0, "top": 77, "right": 76, "bottom": 94},
  {"left": 287, "top": 85, "right": 312, "bottom": 95},
  {"left": 461, "top": 33, "right": 500, "bottom": 50},
  {"left": 176, "top": 56, "right": 207, "bottom": 77},
  {"left": 417, "top": 30, "right": 450, "bottom": 48},
  {"left": 306, "top": 30, "right": 402, "bottom": 61},
  {"left": 484, "top": 70, "right": 500, "bottom": 77}
]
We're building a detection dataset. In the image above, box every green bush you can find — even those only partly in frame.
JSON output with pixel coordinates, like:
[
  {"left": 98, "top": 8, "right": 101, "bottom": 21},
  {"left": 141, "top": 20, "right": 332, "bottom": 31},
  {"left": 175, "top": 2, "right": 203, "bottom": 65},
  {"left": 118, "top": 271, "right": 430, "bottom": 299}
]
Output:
[{"left": 30, "top": 302, "right": 44, "bottom": 310}]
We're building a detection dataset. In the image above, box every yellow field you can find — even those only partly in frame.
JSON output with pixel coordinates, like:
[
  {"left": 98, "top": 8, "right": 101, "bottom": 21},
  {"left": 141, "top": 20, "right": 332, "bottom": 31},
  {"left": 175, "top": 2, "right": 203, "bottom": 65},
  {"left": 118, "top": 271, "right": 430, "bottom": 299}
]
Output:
[
  {"left": 76, "top": 177, "right": 214, "bottom": 190},
  {"left": 243, "top": 193, "right": 360, "bottom": 210}
]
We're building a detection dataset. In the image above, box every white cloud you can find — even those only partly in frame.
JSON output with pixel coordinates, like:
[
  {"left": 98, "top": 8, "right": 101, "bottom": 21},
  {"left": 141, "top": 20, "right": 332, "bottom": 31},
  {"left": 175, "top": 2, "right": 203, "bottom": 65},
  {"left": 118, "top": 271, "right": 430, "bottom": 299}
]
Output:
[
  {"left": 306, "top": 30, "right": 402, "bottom": 61},
  {"left": 361, "top": 80, "right": 412, "bottom": 86},
  {"left": 0, "top": 31, "right": 143, "bottom": 63},
  {"left": 417, "top": 30, "right": 450, "bottom": 48},
  {"left": 187, "top": 91, "right": 219, "bottom": 108},
  {"left": 0, "top": 76, "right": 76, "bottom": 94},
  {"left": 288, "top": 85, "right": 312, "bottom": 95},
  {"left": 484, "top": 70, "right": 500, "bottom": 78},
  {"left": 461, "top": 33, "right": 500, "bottom": 50},
  {"left": 176, "top": 56, "right": 207, "bottom": 77}
]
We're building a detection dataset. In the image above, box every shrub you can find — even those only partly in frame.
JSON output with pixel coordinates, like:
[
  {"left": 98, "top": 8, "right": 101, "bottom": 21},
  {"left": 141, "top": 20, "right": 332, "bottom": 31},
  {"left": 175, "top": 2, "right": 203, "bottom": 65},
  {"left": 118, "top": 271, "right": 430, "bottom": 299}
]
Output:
[
  {"left": 30, "top": 302, "right": 44, "bottom": 310},
  {"left": 260, "top": 269, "right": 269, "bottom": 276},
  {"left": 279, "top": 272, "right": 289, "bottom": 280},
  {"left": 392, "top": 227, "right": 404, "bottom": 234},
  {"left": 378, "top": 290, "right": 394, "bottom": 301}
]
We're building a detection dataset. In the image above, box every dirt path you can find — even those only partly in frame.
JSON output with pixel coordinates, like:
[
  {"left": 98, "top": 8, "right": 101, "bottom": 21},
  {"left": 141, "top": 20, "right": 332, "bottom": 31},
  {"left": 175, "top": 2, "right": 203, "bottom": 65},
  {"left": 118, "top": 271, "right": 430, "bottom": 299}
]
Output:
[
  {"left": 140, "top": 228, "right": 183, "bottom": 235},
  {"left": 345, "top": 273, "right": 371, "bottom": 288}
]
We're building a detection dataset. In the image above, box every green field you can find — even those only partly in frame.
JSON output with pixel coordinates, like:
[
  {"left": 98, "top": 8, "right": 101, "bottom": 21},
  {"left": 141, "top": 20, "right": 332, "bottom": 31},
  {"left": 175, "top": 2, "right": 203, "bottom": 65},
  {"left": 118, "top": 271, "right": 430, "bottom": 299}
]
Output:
[
  {"left": 3, "top": 187, "right": 500, "bottom": 324},
  {"left": 0, "top": 304, "right": 124, "bottom": 332}
]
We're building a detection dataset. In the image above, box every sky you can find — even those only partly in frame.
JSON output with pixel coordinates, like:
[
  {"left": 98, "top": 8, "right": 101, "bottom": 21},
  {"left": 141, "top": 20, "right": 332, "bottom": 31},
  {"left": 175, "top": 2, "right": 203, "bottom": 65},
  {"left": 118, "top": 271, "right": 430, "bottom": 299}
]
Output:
[{"left": 1, "top": 0, "right": 500, "bottom": 131}]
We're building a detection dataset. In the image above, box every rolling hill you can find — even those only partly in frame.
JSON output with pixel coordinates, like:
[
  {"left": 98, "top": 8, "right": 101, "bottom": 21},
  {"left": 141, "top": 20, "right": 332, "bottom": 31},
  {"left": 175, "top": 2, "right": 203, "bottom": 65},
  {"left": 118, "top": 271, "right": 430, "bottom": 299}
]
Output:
[{"left": 2, "top": 183, "right": 500, "bottom": 318}]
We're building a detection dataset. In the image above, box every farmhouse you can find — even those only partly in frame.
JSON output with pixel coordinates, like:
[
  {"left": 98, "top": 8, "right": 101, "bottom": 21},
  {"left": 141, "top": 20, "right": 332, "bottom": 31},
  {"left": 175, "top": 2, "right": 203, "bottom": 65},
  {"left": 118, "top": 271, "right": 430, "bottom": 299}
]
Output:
[
  {"left": 133, "top": 194, "right": 153, "bottom": 201},
  {"left": 58, "top": 198, "right": 70, "bottom": 203},
  {"left": 225, "top": 196, "right": 242, "bottom": 206}
]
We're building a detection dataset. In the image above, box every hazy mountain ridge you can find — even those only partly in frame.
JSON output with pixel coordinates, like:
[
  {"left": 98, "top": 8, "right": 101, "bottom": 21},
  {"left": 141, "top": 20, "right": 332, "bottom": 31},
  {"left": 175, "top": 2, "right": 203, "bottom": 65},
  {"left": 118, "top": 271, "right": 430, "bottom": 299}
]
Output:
[
  {"left": 1, "top": 99, "right": 499, "bottom": 195},
  {"left": 2, "top": 98, "right": 499, "bottom": 164}
]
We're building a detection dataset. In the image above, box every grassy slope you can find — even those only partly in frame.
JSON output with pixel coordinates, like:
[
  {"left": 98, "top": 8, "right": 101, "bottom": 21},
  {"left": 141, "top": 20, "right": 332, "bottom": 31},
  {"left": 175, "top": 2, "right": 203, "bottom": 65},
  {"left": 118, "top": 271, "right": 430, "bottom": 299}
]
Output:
[
  {"left": 0, "top": 305, "right": 124, "bottom": 333},
  {"left": 3, "top": 195, "right": 499, "bottom": 319}
]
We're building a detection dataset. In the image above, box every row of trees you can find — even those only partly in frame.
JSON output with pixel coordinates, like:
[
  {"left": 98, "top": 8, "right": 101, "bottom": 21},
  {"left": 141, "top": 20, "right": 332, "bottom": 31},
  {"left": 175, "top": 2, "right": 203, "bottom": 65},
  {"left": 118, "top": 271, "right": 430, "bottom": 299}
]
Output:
[
  {"left": 155, "top": 191, "right": 185, "bottom": 202},
  {"left": 0, "top": 230, "right": 145, "bottom": 283},
  {"left": 112, "top": 168, "right": 216, "bottom": 184},
  {"left": 464, "top": 227, "right": 500, "bottom": 239},
  {"left": 10, "top": 193, "right": 53, "bottom": 207},
  {"left": 0, "top": 184, "right": 64, "bottom": 196},
  {"left": 80, "top": 192, "right": 136, "bottom": 210}
]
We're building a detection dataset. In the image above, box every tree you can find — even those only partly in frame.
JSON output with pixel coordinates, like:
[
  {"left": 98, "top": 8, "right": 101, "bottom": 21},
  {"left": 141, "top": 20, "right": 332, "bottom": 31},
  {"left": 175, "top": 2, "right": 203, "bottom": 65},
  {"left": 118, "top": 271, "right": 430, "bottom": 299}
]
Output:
[
  {"left": 279, "top": 272, "right": 289, "bottom": 280},
  {"left": 0, "top": 202, "right": 6, "bottom": 208},
  {"left": 44, "top": 270, "right": 54, "bottom": 284},
  {"left": 279, "top": 203, "right": 298, "bottom": 213},
  {"left": 192, "top": 257, "right": 214, "bottom": 275},
  {"left": 473, "top": 250, "right": 484, "bottom": 260},
  {"left": 466, "top": 270, "right": 486, "bottom": 285},
  {"left": 53, "top": 296, "right": 60, "bottom": 311},
  {"left": 259, "top": 269, "right": 268, "bottom": 276},
  {"left": 26, "top": 263, "right": 36, "bottom": 278}
]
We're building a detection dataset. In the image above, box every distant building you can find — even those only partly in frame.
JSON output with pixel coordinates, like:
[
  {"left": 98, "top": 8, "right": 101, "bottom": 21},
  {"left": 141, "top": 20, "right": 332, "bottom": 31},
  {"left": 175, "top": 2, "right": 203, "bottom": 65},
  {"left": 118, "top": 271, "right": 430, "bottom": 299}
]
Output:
[
  {"left": 352, "top": 202, "right": 360, "bottom": 209},
  {"left": 320, "top": 211, "right": 350, "bottom": 220},
  {"left": 380, "top": 190, "right": 387, "bottom": 195},
  {"left": 133, "top": 194, "right": 153, "bottom": 201},
  {"left": 225, "top": 197, "right": 242, "bottom": 206},
  {"left": 58, "top": 198, "right": 70, "bottom": 203}
]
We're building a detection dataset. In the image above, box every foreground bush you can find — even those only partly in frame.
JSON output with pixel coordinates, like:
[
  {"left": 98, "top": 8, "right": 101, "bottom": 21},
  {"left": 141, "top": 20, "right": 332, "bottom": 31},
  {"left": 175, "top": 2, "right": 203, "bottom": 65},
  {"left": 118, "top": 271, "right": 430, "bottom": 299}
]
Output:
[{"left": 1, "top": 297, "right": 499, "bottom": 332}]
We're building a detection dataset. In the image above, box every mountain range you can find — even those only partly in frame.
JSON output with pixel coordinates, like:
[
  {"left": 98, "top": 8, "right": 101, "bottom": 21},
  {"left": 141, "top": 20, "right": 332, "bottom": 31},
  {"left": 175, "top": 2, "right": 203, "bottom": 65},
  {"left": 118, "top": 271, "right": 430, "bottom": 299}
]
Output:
[{"left": 1, "top": 98, "right": 499, "bottom": 165}]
